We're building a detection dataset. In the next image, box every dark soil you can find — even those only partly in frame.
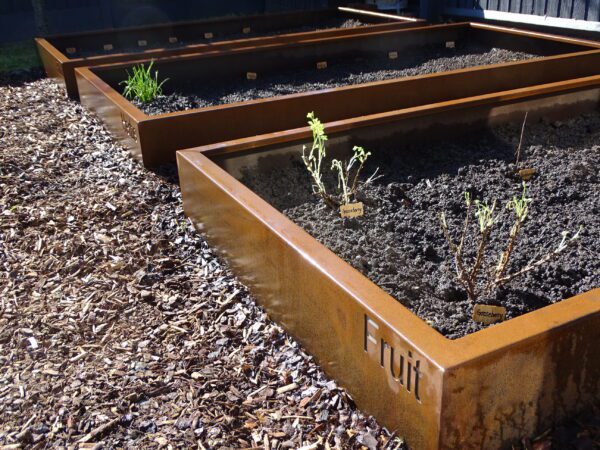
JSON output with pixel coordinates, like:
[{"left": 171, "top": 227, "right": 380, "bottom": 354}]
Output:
[
  {"left": 135, "top": 43, "right": 539, "bottom": 115},
  {"left": 67, "top": 18, "right": 365, "bottom": 58},
  {"left": 240, "top": 112, "right": 600, "bottom": 339}
]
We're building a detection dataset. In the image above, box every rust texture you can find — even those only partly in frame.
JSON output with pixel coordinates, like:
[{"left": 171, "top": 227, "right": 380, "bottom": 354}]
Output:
[
  {"left": 175, "top": 88, "right": 600, "bottom": 448},
  {"left": 75, "top": 22, "right": 600, "bottom": 167},
  {"left": 35, "top": 7, "right": 425, "bottom": 99}
]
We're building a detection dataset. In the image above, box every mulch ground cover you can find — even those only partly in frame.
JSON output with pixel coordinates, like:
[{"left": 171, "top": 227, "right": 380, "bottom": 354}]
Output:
[{"left": 0, "top": 73, "right": 597, "bottom": 449}]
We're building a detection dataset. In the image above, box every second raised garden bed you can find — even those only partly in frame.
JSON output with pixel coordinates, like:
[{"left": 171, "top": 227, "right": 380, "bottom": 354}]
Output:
[
  {"left": 176, "top": 85, "right": 600, "bottom": 448},
  {"left": 75, "top": 22, "right": 600, "bottom": 167},
  {"left": 36, "top": 7, "right": 424, "bottom": 99}
]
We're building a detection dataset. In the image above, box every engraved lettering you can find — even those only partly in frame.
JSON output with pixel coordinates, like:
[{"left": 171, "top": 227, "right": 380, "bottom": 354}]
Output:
[
  {"left": 120, "top": 113, "right": 138, "bottom": 142},
  {"left": 407, "top": 351, "right": 413, "bottom": 392},
  {"left": 414, "top": 360, "right": 421, "bottom": 401},
  {"left": 364, "top": 315, "right": 379, "bottom": 352},
  {"left": 364, "top": 313, "right": 423, "bottom": 403},
  {"left": 389, "top": 346, "right": 403, "bottom": 384}
]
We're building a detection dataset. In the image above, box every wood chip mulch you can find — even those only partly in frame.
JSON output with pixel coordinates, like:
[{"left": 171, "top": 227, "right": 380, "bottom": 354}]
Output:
[
  {"left": 0, "top": 75, "right": 597, "bottom": 450},
  {"left": 0, "top": 79, "right": 403, "bottom": 449}
]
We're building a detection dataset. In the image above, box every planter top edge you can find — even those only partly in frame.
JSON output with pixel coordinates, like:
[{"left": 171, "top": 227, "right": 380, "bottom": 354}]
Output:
[
  {"left": 81, "top": 22, "right": 473, "bottom": 74},
  {"left": 58, "top": 19, "right": 424, "bottom": 66},
  {"left": 74, "top": 66, "right": 147, "bottom": 122},
  {"left": 181, "top": 73, "right": 600, "bottom": 157},
  {"left": 137, "top": 50, "right": 600, "bottom": 121},
  {"left": 451, "top": 288, "right": 600, "bottom": 364},
  {"left": 177, "top": 149, "right": 455, "bottom": 367},
  {"left": 71, "top": 20, "right": 600, "bottom": 74},
  {"left": 469, "top": 21, "right": 600, "bottom": 49}
]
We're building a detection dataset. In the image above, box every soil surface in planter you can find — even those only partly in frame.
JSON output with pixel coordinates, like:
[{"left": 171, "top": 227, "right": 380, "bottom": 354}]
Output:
[
  {"left": 67, "top": 18, "right": 365, "bottom": 58},
  {"left": 135, "top": 43, "right": 539, "bottom": 115},
  {"left": 240, "top": 112, "right": 600, "bottom": 339}
]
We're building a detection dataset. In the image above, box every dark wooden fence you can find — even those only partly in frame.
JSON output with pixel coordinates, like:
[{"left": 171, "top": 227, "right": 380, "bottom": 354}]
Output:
[
  {"left": 0, "top": 0, "right": 330, "bottom": 43},
  {"left": 443, "top": 0, "right": 600, "bottom": 31}
]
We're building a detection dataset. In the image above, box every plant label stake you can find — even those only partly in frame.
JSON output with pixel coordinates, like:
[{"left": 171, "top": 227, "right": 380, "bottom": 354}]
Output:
[
  {"left": 340, "top": 202, "right": 364, "bottom": 219},
  {"left": 317, "top": 61, "right": 328, "bottom": 70},
  {"left": 138, "top": 40, "right": 147, "bottom": 47},
  {"left": 66, "top": 47, "right": 76, "bottom": 54},
  {"left": 204, "top": 32, "right": 214, "bottom": 39},
  {"left": 246, "top": 72, "right": 257, "bottom": 80},
  {"left": 103, "top": 44, "right": 114, "bottom": 51},
  {"left": 388, "top": 51, "right": 398, "bottom": 60},
  {"left": 446, "top": 41, "right": 455, "bottom": 49},
  {"left": 473, "top": 304, "right": 506, "bottom": 325},
  {"left": 519, "top": 168, "right": 537, "bottom": 181},
  {"left": 169, "top": 36, "right": 178, "bottom": 44},
  {"left": 243, "top": 27, "right": 251, "bottom": 34}
]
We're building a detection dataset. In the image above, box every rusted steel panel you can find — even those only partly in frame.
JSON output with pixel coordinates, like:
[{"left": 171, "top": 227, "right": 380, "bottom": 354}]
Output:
[
  {"left": 75, "top": 66, "right": 145, "bottom": 159},
  {"left": 176, "top": 148, "right": 447, "bottom": 450},
  {"left": 440, "top": 296, "right": 600, "bottom": 448},
  {"left": 35, "top": 7, "right": 425, "bottom": 99},
  {"left": 35, "top": 37, "right": 67, "bottom": 85},
  {"left": 75, "top": 22, "right": 600, "bottom": 167},
  {"left": 176, "top": 87, "right": 600, "bottom": 448}
]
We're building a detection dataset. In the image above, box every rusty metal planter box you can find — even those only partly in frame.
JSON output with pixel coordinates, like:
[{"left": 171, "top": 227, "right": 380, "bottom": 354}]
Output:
[
  {"left": 74, "top": 22, "right": 600, "bottom": 168},
  {"left": 36, "top": 7, "right": 424, "bottom": 99},
  {"left": 176, "top": 87, "right": 600, "bottom": 449}
]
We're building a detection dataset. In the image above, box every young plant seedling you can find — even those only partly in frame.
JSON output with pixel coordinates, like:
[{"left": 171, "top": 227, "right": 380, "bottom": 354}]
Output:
[
  {"left": 302, "top": 112, "right": 335, "bottom": 208},
  {"left": 331, "top": 146, "right": 379, "bottom": 206},
  {"left": 440, "top": 183, "right": 582, "bottom": 302},
  {"left": 120, "top": 61, "right": 168, "bottom": 103},
  {"left": 301, "top": 113, "right": 379, "bottom": 212}
]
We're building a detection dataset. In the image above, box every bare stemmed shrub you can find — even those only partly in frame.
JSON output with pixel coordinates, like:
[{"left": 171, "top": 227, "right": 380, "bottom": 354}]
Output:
[
  {"left": 440, "top": 183, "right": 582, "bottom": 302},
  {"left": 302, "top": 112, "right": 378, "bottom": 208}
]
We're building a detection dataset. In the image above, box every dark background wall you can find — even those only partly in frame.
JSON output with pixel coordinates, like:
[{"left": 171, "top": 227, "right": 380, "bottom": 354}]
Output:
[
  {"left": 1, "top": 0, "right": 598, "bottom": 44},
  {"left": 0, "top": 0, "right": 330, "bottom": 43}
]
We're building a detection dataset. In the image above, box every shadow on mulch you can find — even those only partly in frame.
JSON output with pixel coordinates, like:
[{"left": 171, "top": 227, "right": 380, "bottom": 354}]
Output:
[{"left": 152, "top": 163, "right": 180, "bottom": 185}]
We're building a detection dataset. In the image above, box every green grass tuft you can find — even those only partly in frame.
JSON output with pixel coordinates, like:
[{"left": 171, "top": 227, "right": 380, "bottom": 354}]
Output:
[{"left": 120, "top": 61, "right": 168, "bottom": 103}]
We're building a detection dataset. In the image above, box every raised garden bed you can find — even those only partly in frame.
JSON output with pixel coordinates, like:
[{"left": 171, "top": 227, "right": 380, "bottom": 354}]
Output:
[
  {"left": 176, "top": 88, "right": 600, "bottom": 448},
  {"left": 36, "top": 7, "right": 424, "bottom": 99},
  {"left": 75, "top": 22, "right": 600, "bottom": 167}
]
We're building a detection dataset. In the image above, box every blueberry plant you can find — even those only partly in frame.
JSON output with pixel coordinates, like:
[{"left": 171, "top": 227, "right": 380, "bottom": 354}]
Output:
[{"left": 439, "top": 183, "right": 582, "bottom": 302}]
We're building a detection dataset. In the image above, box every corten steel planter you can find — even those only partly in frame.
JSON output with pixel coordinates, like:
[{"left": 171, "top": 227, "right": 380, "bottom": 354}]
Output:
[
  {"left": 176, "top": 86, "right": 600, "bottom": 449},
  {"left": 74, "top": 22, "right": 600, "bottom": 168},
  {"left": 36, "top": 7, "right": 424, "bottom": 99}
]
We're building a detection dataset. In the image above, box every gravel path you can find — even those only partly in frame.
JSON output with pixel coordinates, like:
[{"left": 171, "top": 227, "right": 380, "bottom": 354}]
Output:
[
  {"left": 0, "top": 77, "right": 397, "bottom": 449},
  {"left": 1, "top": 74, "right": 597, "bottom": 449},
  {"left": 137, "top": 44, "right": 539, "bottom": 115}
]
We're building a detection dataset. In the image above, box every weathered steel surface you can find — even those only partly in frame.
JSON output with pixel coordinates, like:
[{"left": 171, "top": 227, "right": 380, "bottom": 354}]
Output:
[
  {"left": 74, "top": 22, "right": 600, "bottom": 168},
  {"left": 35, "top": 7, "right": 424, "bottom": 99},
  {"left": 176, "top": 88, "right": 600, "bottom": 448}
]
